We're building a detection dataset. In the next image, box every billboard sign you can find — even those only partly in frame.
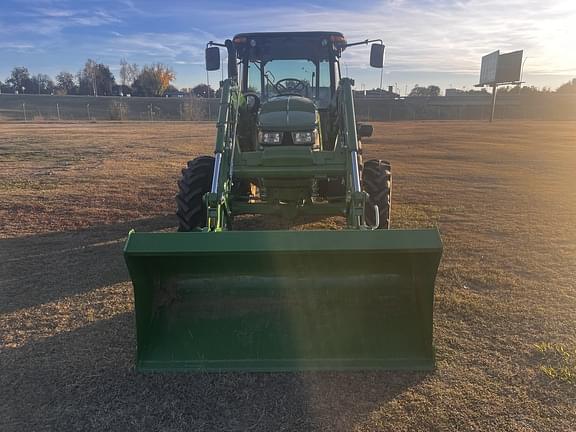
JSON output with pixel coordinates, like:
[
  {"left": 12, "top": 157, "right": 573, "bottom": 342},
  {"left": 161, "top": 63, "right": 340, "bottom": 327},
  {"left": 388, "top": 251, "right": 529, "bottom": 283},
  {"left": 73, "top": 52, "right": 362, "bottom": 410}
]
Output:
[
  {"left": 495, "top": 50, "right": 523, "bottom": 83},
  {"left": 479, "top": 50, "right": 499, "bottom": 85},
  {"left": 478, "top": 50, "right": 523, "bottom": 85}
]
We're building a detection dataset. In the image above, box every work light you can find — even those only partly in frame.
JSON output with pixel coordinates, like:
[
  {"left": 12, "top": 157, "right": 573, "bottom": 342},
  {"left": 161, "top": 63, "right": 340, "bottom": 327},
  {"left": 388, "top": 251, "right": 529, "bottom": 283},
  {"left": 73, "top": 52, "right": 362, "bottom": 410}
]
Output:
[
  {"left": 292, "top": 130, "right": 317, "bottom": 145},
  {"left": 259, "top": 131, "right": 282, "bottom": 144}
]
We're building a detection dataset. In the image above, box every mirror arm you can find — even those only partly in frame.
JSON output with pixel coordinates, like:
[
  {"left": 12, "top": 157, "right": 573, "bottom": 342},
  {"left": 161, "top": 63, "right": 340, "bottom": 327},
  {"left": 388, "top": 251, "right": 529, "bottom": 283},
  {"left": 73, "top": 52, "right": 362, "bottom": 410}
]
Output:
[
  {"left": 207, "top": 41, "right": 226, "bottom": 48},
  {"left": 345, "top": 38, "right": 383, "bottom": 48}
]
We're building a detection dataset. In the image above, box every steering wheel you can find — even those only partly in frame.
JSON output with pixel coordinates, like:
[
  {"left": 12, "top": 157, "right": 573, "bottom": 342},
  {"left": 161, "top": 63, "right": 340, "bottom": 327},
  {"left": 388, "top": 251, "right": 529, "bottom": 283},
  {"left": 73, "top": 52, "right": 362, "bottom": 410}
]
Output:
[
  {"left": 244, "top": 92, "right": 260, "bottom": 113},
  {"left": 274, "top": 78, "right": 307, "bottom": 95}
]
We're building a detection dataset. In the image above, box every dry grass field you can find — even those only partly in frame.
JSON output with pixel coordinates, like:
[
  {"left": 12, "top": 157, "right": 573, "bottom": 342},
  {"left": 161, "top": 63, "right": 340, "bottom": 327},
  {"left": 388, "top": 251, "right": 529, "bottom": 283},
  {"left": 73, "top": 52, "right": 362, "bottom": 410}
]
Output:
[{"left": 1, "top": 120, "right": 575, "bottom": 431}]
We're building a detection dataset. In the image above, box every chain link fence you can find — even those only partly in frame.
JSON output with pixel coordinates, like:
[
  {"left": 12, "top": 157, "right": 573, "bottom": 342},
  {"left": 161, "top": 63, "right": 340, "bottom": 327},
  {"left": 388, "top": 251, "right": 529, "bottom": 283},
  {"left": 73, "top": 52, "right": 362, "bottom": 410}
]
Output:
[
  {"left": 0, "top": 93, "right": 574, "bottom": 122},
  {"left": 0, "top": 94, "right": 221, "bottom": 122},
  {"left": 354, "top": 94, "right": 576, "bottom": 121}
]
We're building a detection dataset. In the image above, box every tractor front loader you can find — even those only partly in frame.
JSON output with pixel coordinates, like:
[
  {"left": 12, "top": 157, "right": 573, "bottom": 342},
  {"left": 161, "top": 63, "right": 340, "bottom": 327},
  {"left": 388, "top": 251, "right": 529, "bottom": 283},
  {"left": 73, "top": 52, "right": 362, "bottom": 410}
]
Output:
[{"left": 124, "top": 32, "right": 442, "bottom": 371}]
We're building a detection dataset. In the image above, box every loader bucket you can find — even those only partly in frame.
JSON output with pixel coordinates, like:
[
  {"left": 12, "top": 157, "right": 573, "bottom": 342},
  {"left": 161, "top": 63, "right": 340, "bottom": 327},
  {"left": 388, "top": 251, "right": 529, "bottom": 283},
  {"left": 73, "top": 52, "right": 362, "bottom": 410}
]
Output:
[{"left": 124, "top": 229, "right": 442, "bottom": 372}]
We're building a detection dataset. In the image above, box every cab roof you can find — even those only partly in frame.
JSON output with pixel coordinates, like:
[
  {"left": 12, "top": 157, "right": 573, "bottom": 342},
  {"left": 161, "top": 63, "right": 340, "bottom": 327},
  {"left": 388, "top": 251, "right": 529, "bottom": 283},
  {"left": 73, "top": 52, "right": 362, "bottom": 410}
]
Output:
[
  {"left": 233, "top": 31, "right": 345, "bottom": 41},
  {"left": 232, "top": 32, "right": 347, "bottom": 62}
]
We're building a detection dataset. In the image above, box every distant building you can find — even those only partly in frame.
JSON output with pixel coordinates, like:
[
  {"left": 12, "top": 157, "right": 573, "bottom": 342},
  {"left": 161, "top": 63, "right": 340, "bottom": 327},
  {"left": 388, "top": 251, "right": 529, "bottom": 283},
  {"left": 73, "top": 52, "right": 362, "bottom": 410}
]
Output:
[
  {"left": 354, "top": 86, "right": 400, "bottom": 98},
  {"left": 164, "top": 91, "right": 188, "bottom": 98},
  {"left": 445, "top": 88, "right": 466, "bottom": 96}
]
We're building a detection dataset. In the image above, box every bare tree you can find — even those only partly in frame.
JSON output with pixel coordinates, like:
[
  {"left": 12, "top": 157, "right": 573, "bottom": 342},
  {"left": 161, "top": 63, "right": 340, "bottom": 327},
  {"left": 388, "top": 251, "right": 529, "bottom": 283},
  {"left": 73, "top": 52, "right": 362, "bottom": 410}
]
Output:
[
  {"left": 120, "top": 58, "right": 129, "bottom": 87},
  {"left": 120, "top": 58, "right": 139, "bottom": 87},
  {"left": 84, "top": 59, "right": 98, "bottom": 96}
]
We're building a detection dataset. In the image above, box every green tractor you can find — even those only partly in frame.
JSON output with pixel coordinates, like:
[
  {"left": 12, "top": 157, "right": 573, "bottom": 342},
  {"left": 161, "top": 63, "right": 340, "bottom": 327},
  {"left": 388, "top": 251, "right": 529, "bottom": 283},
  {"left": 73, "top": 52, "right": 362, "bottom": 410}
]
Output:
[{"left": 124, "top": 32, "right": 442, "bottom": 372}]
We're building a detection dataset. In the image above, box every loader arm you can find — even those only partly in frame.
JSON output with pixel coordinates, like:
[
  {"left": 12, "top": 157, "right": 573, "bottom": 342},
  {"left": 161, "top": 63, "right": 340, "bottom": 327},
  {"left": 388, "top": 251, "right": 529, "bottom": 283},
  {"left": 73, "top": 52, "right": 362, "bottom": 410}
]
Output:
[
  {"left": 205, "top": 78, "right": 243, "bottom": 231},
  {"left": 337, "top": 78, "right": 369, "bottom": 228}
]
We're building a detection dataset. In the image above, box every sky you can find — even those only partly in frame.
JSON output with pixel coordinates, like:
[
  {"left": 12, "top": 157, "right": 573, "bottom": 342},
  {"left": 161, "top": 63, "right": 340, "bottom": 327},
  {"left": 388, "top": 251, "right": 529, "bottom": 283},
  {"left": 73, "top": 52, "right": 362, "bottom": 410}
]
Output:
[{"left": 0, "top": 0, "right": 575, "bottom": 95}]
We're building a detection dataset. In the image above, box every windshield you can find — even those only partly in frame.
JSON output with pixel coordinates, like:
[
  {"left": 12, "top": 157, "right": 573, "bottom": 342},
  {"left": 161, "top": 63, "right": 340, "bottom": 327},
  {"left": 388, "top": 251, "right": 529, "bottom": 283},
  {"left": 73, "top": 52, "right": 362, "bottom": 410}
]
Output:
[{"left": 247, "top": 59, "right": 331, "bottom": 106}]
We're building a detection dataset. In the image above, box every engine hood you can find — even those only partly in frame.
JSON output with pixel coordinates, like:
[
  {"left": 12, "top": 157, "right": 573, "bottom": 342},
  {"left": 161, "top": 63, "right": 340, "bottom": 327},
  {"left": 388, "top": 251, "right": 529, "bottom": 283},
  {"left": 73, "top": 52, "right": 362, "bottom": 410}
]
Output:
[{"left": 258, "top": 96, "right": 317, "bottom": 131}]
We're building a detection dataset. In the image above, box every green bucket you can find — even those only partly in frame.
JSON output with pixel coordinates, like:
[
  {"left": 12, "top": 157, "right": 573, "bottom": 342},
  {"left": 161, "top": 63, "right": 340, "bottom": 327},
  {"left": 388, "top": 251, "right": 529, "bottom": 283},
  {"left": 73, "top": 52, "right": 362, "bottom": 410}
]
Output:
[{"left": 124, "top": 229, "right": 442, "bottom": 372}]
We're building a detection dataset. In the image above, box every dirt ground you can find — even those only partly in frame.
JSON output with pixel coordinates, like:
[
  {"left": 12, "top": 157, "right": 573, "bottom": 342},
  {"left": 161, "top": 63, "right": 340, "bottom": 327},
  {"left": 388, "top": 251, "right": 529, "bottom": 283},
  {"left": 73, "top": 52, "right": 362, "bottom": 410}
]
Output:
[{"left": 1, "top": 120, "right": 575, "bottom": 431}]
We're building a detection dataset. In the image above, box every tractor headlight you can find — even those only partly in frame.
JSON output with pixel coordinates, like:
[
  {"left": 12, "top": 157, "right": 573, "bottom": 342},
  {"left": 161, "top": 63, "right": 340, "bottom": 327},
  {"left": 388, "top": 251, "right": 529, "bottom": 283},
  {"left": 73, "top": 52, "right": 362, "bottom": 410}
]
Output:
[
  {"left": 292, "top": 130, "right": 317, "bottom": 145},
  {"left": 259, "top": 131, "right": 282, "bottom": 145}
]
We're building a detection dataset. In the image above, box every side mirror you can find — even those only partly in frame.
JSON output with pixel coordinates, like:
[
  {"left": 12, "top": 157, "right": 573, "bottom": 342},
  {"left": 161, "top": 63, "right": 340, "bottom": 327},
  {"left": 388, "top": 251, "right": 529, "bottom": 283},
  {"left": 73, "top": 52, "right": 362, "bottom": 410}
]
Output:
[
  {"left": 205, "top": 47, "right": 220, "bottom": 71},
  {"left": 370, "top": 44, "right": 384, "bottom": 68},
  {"left": 357, "top": 123, "right": 373, "bottom": 138}
]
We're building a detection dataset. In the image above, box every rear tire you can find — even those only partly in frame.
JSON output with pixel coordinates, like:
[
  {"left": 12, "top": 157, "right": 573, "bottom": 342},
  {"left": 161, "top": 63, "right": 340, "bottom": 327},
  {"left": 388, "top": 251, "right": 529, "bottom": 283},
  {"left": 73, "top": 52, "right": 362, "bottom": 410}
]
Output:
[
  {"left": 362, "top": 159, "right": 392, "bottom": 229},
  {"left": 176, "top": 156, "right": 214, "bottom": 232}
]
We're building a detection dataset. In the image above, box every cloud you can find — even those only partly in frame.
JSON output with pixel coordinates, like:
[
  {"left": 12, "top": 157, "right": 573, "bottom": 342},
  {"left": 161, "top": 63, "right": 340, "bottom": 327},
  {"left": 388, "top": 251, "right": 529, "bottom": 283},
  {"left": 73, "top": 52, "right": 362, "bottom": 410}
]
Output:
[
  {"left": 0, "top": 3, "right": 122, "bottom": 36},
  {"left": 33, "top": 8, "right": 77, "bottom": 17},
  {"left": 0, "top": 0, "right": 573, "bottom": 88},
  {"left": 0, "top": 42, "right": 36, "bottom": 51},
  {"left": 99, "top": 29, "right": 218, "bottom": 65},
  {"left": 191, "top": 0, "right": 575, "bottom": 75}
]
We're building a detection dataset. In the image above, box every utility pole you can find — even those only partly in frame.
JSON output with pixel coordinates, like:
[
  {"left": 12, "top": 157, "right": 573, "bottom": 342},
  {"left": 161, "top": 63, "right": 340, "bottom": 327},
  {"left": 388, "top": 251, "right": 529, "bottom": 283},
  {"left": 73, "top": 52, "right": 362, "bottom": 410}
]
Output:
[{"left": 489, "top": 82, "right": 497, "bottom": 122}]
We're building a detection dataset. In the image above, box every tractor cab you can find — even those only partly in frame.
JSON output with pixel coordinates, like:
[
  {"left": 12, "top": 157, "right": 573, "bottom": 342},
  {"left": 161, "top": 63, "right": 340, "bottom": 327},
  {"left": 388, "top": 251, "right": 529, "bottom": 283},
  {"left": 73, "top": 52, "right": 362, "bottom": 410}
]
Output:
[
  {"left": 206, "top": 32, "right": 384, "bottom": 149},
  {"left": 234, "top": 32, "right": 345, "bottom": 108}
]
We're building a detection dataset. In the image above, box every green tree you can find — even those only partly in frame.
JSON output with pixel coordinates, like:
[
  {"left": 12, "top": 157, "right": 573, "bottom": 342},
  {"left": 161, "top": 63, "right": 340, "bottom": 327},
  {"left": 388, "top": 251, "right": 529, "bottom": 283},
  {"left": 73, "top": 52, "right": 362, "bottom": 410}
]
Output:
[
  {"left": 55, "top": 71, "right": 78, "bottom": 95},
  {"left": 78, "top": 59, "right": 116, "bottom": 96},
  {"left": 132, "top": 64, "right": 176, "bottom": 97},
  {"left": 6, "top": 67, "right": 33, "bottom": 93},
  {"left": 556, "top": 78, "right": 576, "bottom": 94},
  {"left": 499, "top": 85, "right": 551, "bottom": 95},
  {"left": 427, "top": 85, "right": 440, "bottom": 97},
  {"left": 163, "top": 84, "right": 179, "bottom": 95},
  {"left": 192, "top": 83, "right": 214, "bottom": 98},
  {"left": 31, "top": 73, "right": 55, "bottom": 94},
  {"left": 408, "top": 84, "right": 440, "bottom": 97}
]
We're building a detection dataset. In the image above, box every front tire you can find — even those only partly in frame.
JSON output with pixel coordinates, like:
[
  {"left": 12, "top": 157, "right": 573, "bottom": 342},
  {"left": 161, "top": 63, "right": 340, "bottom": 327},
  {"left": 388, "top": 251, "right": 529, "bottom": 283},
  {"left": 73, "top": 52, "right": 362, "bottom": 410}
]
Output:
[
  {"left": 176, "top": 156, "right": 214, "bottom": 231},
  {"left": 362, "top": 159, "right": 392, "bottom": 229}
]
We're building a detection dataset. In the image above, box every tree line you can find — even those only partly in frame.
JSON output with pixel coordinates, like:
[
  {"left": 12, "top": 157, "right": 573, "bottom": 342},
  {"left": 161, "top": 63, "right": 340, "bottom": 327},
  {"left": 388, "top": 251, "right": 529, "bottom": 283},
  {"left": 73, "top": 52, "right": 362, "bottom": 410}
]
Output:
[
  {"left": 0, "top": 59, "right": 220, "bottom": 98},
  {"left": 2, "top": 60, "right": 574, "bottom": 98},
  {"left": 408, "top": 80, "right": 575, "bottom": 97}
]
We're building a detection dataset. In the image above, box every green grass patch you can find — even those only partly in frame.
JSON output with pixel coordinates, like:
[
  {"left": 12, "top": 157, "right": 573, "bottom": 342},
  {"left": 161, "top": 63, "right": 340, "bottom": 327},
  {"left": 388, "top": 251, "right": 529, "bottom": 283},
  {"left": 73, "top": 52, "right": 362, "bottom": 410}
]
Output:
[
  {"left": 0, "top": 177, "right": 59, "bottom": 193},
  {"left": 534, "top": 342, "right": 576, "bottom": 385}
]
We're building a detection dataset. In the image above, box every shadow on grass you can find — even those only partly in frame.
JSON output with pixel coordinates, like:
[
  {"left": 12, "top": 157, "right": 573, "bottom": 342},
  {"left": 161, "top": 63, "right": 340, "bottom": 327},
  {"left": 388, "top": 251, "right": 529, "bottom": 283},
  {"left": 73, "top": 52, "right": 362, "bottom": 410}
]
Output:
[
  {"left": 0, "top": 215, "right": 175, "bottom": 313},
  {"left": 0, "top": 311, "right": 429, "bottom": 432},
  {"left": 1, "top": 213, "right": 429, "bottom": 431}
]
